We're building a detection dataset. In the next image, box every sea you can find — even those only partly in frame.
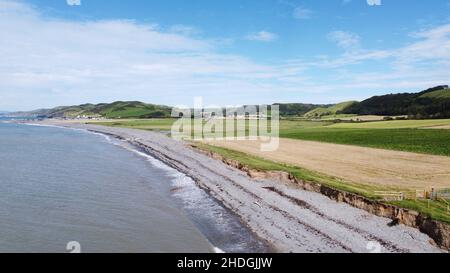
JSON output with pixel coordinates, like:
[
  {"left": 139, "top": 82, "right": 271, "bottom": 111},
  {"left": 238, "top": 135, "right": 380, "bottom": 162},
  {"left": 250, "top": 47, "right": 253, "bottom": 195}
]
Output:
[{"left": 0, "top": 119, "right": 268, "bottom": 253}]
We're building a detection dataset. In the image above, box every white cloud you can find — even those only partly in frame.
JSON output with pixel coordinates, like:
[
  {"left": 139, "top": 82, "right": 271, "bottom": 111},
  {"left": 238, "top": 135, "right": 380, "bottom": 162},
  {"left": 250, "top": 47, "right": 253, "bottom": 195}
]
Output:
[
  {"left": 327, "top": 31, "right": 361, "bottom": 50},
  {"left": 66, "top": 0, "right": 81, "bottom": 6},
  {"left": 245, "top": 31, "right": 278, "bottom": 42},
  {"left": 396, "top": 24, "right": 450, "bottom": 64},
  {"left": 367, "top": 0, "right": 381, "bottom": 6},
  {"left": 293, "top": 7, "right": 313, "bottom": 20},
  {"left": 0, "top": 0, "right": 294, "bottom": 110},
  {"left": 168, "top": 24, "right": 200, "bottom": 36},
  {"left": 0, "top": 0, "right": 449, "bottom": 110}
]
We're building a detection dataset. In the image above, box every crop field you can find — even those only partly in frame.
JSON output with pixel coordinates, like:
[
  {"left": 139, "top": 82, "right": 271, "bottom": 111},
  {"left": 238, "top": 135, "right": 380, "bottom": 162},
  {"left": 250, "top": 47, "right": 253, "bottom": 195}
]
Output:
[{"left": 204, "top": 137, "right": 450, "bottom": 189}]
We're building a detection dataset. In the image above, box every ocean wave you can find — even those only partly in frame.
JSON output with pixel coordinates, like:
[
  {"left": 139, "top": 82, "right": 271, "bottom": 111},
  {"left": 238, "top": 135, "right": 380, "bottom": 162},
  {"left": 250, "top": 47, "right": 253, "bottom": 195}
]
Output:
[
  {"left": 22, "top": 123, "right": 113, "bottom": 143},
  {"left": 110, "top": 141, "right": 234, "bottom": 252}
]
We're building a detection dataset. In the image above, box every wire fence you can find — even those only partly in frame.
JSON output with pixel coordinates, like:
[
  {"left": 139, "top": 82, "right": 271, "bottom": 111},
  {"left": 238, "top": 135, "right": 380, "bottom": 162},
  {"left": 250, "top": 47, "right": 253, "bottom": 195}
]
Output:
[{"left": 374, "top": 187, "right": 450, "bottom": 213}]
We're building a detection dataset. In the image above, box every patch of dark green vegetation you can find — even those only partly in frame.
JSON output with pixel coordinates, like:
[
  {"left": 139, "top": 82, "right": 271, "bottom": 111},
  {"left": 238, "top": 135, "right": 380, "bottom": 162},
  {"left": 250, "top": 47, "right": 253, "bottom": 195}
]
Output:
[
  {"left": 274, "top": 103, "right": 331, "bottom": 117},
  {"left": 343, "top": 85, "right": 450, "bottom": 119},
  {"left": 19, "top": 101, "right": 172, "bottom": 119}
]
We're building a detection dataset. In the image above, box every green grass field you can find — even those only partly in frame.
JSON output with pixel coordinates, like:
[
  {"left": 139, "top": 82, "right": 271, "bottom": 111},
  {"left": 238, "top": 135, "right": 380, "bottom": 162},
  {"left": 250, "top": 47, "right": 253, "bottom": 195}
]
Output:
[
  {"left": 93, "top": 118, "right": 176, "bottom": 131},
  {"left": 280, "top": 128, "right": 450, "bottom": 156},
  {"left": 329, "top": 119, "right": 450, "bottom": 129}
]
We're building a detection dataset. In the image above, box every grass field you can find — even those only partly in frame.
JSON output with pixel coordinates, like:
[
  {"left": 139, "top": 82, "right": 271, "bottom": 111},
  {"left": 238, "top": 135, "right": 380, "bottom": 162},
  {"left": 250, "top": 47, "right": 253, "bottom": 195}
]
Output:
[
  {"left": 323, "top": 115, "right": 405, "bottom": 121},
  {"left": 93, "top": 118, "right": 176, "bottom": 131},
  {"left": 329, "top": 119, "right": 450, "bottom": 129},
  {"left": 279, "top": 119, "right": 450, "bottom": 156},
  {"left": 280, "top": 128, "right": 450, "bottom": 156}
]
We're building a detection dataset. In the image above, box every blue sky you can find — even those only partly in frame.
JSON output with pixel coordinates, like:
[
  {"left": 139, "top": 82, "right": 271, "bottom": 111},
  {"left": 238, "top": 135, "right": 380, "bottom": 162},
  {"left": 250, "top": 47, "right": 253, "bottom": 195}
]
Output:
[{"left": 1, "top": 0, "right": 450, "bottom": 110}]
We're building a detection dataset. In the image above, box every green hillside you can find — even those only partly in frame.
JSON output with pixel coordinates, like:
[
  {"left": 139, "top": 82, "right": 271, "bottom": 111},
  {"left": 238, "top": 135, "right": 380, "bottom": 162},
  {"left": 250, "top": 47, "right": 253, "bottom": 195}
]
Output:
[
  {"left": 28, "top": 101, "right": 172, "bottom": 119},
  {"left": 89, "top": 101, "right": 171, "bottom": 118},
  {"left": 274, "top": 103, "right": 329, "bottom": 117},
  {"left": 343, "top": 85, "right": 450, "bottom": 118},
  {"left": 419, "top": 88, "right": 450, "bottom": 99},
  {"left": 304, "top": 101, "right": 358, "bottom": 119},
  {"left": 15, "top": 85, "right": 450, "bottom": 120}
]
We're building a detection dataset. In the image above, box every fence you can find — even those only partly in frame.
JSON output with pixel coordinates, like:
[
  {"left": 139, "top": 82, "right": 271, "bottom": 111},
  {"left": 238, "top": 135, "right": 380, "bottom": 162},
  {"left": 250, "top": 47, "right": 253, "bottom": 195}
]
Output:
[
  {"left": 374, "top": 188, "right": 450, "bottom": 214},
  {"left": 433, "top": 188, "right": 450, "bottom": 200},
  {"left": 375, "top": 188, "right": 450, "bottom": 201},
  {"left": 374, "top": 191, "right": 404, "bottom": 201},
  {"left": 415, "top": 190, "right": 426, "bottom": 200},
  {"left": 440, "top": 198, "right": 450, "bottom": 213}
]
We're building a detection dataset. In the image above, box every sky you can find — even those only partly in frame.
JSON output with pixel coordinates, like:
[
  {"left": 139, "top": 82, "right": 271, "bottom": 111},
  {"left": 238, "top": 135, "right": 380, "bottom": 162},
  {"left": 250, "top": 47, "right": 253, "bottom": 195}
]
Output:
[{"left": 1, "top": 0, "right": 450, "bottom": 111}]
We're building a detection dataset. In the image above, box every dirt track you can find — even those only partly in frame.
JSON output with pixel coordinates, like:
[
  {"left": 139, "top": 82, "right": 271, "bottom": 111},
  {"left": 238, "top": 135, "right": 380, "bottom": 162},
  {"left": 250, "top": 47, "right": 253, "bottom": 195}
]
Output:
[
  {"left": 205, "top": 138, "right": 450, "bottom": 190},
  {"left": 427, "top": 125, "right": 450, "bottom": 129}
]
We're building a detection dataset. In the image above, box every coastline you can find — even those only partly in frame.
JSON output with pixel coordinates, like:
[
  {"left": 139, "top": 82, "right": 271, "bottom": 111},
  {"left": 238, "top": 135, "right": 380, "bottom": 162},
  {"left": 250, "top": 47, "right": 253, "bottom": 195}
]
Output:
[{"left": 24, "top": 120, "right": 445, "bottom": 253}]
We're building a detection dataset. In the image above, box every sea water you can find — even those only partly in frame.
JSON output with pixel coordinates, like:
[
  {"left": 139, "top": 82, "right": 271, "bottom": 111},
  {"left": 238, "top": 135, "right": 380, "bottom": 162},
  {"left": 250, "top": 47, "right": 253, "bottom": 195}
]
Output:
[{"left": 0, "top": 122, "right": 268, "bottom": 253}]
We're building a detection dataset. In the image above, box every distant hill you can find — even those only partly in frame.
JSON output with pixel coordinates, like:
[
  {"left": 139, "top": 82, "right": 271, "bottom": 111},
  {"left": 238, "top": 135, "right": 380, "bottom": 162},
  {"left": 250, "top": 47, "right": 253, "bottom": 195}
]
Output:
[
  {"left": 304, "top": 101, "right": 358, "bottom": 119},
  {"left": 11, "top": 85, "right": 450, "bottom": 120},
  {"left": 19, "top": 102, "right": 325, "bottom": 119},
  {"left": 274, "top": 103, "right": 328, "bottom": 117},
  {"left": 342, "top": 85, "right": 450, "bottom": 119},
  {"left": 15, "top": 101, "right": 172, "bottom": 119}
]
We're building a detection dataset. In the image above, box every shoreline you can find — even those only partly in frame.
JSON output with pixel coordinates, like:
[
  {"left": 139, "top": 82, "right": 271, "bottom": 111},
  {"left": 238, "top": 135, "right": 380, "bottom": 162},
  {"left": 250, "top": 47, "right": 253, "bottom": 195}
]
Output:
[
  {"left": 103, "top": 134, "right": 271, "bottom": 253},
  {"left": 22, "top": 120, "right": 445, "bottom": 253}
]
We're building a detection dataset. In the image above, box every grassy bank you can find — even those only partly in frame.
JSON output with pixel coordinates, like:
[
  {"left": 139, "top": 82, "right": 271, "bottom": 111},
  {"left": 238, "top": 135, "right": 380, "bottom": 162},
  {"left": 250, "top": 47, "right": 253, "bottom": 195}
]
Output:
[{"left": 194, "top": 143, "right": 450, "bottom": 224}]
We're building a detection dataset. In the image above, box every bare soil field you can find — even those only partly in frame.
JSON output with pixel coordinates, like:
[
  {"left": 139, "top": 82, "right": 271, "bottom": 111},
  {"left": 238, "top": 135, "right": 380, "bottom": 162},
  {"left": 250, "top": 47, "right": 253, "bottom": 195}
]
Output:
[{"left": 205, "top": 138, "right": 450, "bottom": 190}]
